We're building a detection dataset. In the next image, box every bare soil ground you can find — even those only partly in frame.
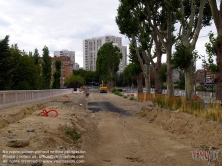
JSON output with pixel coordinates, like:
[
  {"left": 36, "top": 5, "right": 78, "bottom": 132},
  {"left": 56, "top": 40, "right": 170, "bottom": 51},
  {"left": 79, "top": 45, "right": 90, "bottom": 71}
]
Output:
[{"left": 0, "top": 90, "right": 222, "bottom": 166}]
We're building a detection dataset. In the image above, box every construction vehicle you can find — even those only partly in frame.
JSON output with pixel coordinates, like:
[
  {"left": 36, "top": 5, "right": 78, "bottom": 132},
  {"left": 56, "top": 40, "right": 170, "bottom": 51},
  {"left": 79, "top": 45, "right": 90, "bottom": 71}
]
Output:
[{"left": 99, "top": 80, "right": 108, "bottom": 93}]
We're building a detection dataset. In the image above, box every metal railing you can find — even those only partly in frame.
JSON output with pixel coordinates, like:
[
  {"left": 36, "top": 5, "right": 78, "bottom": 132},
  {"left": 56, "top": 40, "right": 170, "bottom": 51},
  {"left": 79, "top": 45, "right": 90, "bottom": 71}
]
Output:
[{"left": 0, "top": 89, "right": 73, "bottom": 109}]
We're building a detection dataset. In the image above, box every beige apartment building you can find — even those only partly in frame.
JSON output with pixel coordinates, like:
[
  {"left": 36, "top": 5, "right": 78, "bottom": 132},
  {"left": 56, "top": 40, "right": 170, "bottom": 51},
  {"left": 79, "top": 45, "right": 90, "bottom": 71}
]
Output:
[
  {"left": 51, "top": 56, "right": 73, "bottom": 87},
  {"left": 83, "top": 35, "right": 127, "bottom": 72},
  {"left": 54, "top": 50, "right": 75, "bottom": 69}
]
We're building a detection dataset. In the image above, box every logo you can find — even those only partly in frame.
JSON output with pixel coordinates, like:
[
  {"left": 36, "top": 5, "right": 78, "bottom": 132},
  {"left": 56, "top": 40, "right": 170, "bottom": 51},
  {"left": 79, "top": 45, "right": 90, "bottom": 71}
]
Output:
[{"left": 192, "top": 148, "right": 220, "bottom": 165}]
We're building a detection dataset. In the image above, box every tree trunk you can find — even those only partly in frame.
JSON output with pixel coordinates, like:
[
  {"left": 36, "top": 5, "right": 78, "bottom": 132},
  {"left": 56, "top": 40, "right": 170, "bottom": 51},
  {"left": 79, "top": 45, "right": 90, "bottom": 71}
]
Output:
[
  {"left": 166, "top": 40, "right": 174, "bottom": 97},
  {"left": 137, "top": 73, "right": 143, "bottom": 93},
  {"left": 155, "top": 53, "right": 162, "bottom": 94},
  {"left": 208, "top": 0, "right": 222, "bottom": 100},
  {"left": 155, "top": 69, "right": 162, "bottom": 94},
  {"left": 167, "top": 62, "right": 174, "bottom": 97},
  {"left": 107, "top": 80, "right": 114, "bottom": 90},
  {"left": 185, "top": 67, "right": 193, "bottom": 100},
  {"left": 132, "top": 35, "right": 151, "bottom": 93},
  {"left": 145, "top": 63, "right": 151, "bottom": 93},
  {"left": 214, "top": 43, "right": 222, "bottom": 100},
  {"left": 166, "top": 12, "right": 174, "bottom": 97}
]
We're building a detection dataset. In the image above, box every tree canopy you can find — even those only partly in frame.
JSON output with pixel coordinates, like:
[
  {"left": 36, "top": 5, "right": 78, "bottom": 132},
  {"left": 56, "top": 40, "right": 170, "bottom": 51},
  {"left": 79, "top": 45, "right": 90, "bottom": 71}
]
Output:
[
  {"left": 0, "top": 36, "right": 53, "bottom": 90},
  {"left": 42, "top": 46, "right": 52, "bottom": 89},
  {"left": 0, "top": 35, "right": 12, "bottom": 90},
  {"left": 52, "top": 60, "right": 61, "bottom": 89},
  {"left": 116, "top": 0, "right": 212, "bottom": 98},
  {"left": 64, "top": 75, "right": 84, "bottom": 88},
  {"left": 96, "top": 42, "right": 122, "bottom": 89}
]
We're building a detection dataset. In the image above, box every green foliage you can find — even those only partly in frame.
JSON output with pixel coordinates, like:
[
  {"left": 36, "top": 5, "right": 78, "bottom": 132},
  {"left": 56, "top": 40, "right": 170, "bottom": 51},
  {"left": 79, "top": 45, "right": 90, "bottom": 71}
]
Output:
[
  {"left": 158, "top": 64, "right": 167, "bottom": 83},
  {"left": 153, "top": 96, "right": 182, "bottom": 110},
  {"left": 190, "top": 100, "right": 201, "bottom": 111},
  {"left": 196, "top": 85, "right": 206, "bottom": 91},
  {"left": 111, "top": 88, "right": 117, "bottom": 93},
  {"left": 96, "top": 42, "right": 122, "bottom": 87},
  {"left": 0, "top": 35, "right": 12, "bottom": 90},
  {"left": 55, "top": 60, "right": 61, "bottom": 70},
  {"left": 73, "top": 69, "right": 99, "bottom": 86},
  {"left": 65, "top": 129, "right": 81, "bottom": 142},
  {"left": 9, "top": 47, "right": 39, "bottom": 90},
  {"left": 117, "top": 92, "right": 123, "bottom": 97},
  {"left": 195, "top": 85, "right": 215, "bottom": 92},
  {"left": 52, "top": 60, "right": 61, "bottom": 89},
  {"left": 74, "top": 69, "right": 98, "bottom": 79},
  {"left": 116, "top": 0, "right": 139, "bottom": 37},
  {"left": 64, "top": 75, "right": 84, "bottom": 88},
  {"left": 123, "top": 95, "right": 128, "bottom": 99},
  {"left": 123, "top": 63, "right": 138, "bottom": 85},
  {"left": 116, "top": 72, "right": 124, "bottom": 87},
  {"left": 42, "top": 45, "right": 52, "bottom": 89},
  {"left": 180, "top": 0, "right": 212, "bottom": 30},
  {"left": 204, "top": 32, "right": 219, "bottom": 73},
  {"left": 114, "top": 90, "right": 122, "bottom": 96},
  {"left": 123, "top": 41, "right": 143, "bottom": 86},
  {"left": 129, "top": 96, "right": 136, "bottom": 101},
  {"left": 112, "top": 88, "right": 125, "bottom": 97},
  {"left": 172, "top": 44, "right": 197, "bottom": 70},
  {"left": 178, "top": 70, "right": 185, "bottom": 89},
  {"left": 33, "top": 48, "right": 40, "bottom": 65}
]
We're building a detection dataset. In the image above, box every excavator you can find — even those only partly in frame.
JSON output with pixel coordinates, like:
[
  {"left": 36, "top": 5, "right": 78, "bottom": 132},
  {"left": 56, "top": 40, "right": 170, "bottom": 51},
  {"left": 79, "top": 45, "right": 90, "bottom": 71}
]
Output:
[{"left": 99, "top": 80, "right": 108, "bottom": 93}]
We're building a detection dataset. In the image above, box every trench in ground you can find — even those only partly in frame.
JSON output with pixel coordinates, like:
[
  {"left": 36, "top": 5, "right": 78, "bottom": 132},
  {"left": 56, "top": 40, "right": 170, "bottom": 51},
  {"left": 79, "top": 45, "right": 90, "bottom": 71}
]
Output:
[{"left": 87, "top": 101, "right": 131, "bottom": 116}]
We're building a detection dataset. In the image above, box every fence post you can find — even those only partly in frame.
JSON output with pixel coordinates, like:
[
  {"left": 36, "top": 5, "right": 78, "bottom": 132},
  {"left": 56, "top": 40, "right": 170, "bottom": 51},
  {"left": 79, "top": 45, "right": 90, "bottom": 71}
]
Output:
[{"left": 3, "top": 93, "right": 5, "bottom": 105}]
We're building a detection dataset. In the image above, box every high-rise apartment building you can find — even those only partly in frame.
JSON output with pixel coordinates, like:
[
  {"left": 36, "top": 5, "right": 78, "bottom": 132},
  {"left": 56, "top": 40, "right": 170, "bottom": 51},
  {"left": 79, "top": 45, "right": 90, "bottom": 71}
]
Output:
[
  {"left": 83, "top": 35, "right": 127, "bottom": 72},
  {"left": 75, "top": 63, "right": 80, "bottom": 70}
]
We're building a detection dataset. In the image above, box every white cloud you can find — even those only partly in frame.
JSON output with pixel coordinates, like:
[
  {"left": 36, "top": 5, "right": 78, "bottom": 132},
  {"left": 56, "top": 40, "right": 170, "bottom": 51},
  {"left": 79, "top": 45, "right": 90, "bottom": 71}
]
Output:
[
  {"left": 0, "top": 0, "right": 128, "bottom": 67},
  {"left": 0, "top": 0, "right": 217, "bottom": 69}
]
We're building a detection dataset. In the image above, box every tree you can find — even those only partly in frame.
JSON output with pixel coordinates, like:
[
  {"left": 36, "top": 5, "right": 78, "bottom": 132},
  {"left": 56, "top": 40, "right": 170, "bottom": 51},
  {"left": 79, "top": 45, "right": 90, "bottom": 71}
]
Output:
[
  {"left": 123, "top": 63, "right": 141, "bottom": 89},
  {"left": 9, "top": 45, "right": 39, "bottom": 90},
  {"left": 32, "top": 48, "right": 44, "bottom": 89},
  {"left": 33, "top": 48, "right": 40, "bottom": 66},
  {"left": 52, "top": 60, "right": 61, "bottom": 89},
  {"left": 116, "top": 0, "right": 152, "bottom": 93},
  {"left": 116, "top": 0, "right": 172, "bottom": 95},
  {"left": 73, "top": 69, "right": 99, "bottom": 86},
  {"left": 96, "top": 42, "right": 122, "bottom": 89},
  {"left": 42, "top": 46, "right": 51, "bottom": 89},
  {"left": 128, "top": 41, "right": 143, "bottom": 92},
  {"left": 207, "top": 0, "right": 222, "bottom": 100},
  {"left": 117, "top": 0, "right": 212, "bottom": 98},
  {"left": 0, "top": 35, "right": 12, "bottom": 90},
  {"left": 173, "top": 0, "right": 212, "bottom": 100},
  {"left": 115, "top": 72, "right": 124, "bottom": 87},
  {"left": 178, "top": 70, "right": 185, "bottom": 89},
  {"left": 28, "top": 51, "right": 33, "bottom": 57},
  {"left": 144, "top": 0, "right": 184, "bottom": 97},
  {"left": 158, "top": 64, "right": 167, "bottom": 83},
  {"left": 64, "top": 75, "right": 84, "bottom": 88}
]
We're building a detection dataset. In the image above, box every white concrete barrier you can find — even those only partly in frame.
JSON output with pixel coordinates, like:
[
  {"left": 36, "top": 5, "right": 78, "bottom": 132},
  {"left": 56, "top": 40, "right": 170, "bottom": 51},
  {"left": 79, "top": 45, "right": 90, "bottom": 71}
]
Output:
[{"left": 0, "top": 89, "right": 73, "bottom": 109}]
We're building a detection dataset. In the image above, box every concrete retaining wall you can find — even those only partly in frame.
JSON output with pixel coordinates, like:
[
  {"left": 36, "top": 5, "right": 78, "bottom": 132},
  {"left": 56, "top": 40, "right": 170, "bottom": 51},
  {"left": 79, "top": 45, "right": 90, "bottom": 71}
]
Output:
[{"left": 0, "top": 89, "right": 73, "bottom": 109}]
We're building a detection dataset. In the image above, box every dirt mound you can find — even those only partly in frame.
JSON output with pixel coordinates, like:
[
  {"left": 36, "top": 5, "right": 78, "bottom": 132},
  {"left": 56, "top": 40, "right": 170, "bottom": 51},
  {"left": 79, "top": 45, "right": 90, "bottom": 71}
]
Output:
[
  {"left": 140, "top": 104, "right": 222, "bottom": 149},
  {"left": 0, "top": 93, "right": 99, "bottom": 166}
]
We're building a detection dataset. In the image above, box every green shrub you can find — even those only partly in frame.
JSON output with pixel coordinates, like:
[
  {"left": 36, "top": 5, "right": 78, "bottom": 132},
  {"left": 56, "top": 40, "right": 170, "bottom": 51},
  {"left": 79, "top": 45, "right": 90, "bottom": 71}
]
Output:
[
  {"left": 112, "top": 88, "right": 117, "bottom": 93},
  {"left": 123, "top": 95, "right": 128, "bottom": 99},
  {"left": 117, "top": 93, "right": 123, "bottom": 96},
  {"left": 196, "top": 86, "right": 206, "bottom": 91},
  {"left": 65, "top": 129, "right": 81, "bottom": 142},
  {"left": 129, "top": 96, "right": 135, "bottom": 100}
]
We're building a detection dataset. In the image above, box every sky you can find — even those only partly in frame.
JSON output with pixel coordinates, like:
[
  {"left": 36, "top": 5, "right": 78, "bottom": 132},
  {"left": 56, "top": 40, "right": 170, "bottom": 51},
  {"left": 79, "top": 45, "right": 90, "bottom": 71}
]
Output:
[{"left": 0, "top": 0, "right": 217, "bottom": 69}]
